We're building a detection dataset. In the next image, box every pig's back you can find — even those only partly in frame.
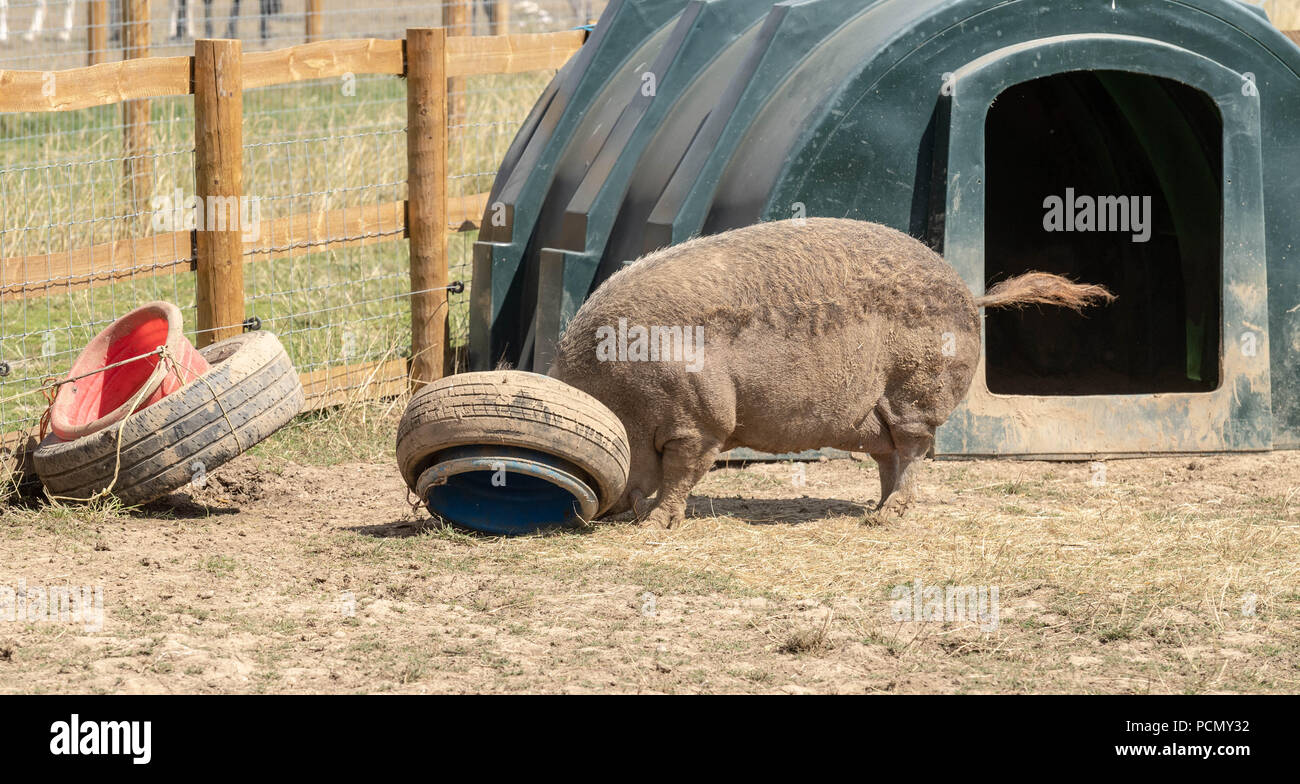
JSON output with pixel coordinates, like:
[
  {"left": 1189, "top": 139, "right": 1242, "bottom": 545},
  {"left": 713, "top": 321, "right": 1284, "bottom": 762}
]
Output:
[{"left": 557, "top": 218, "right": 977, "bottom": 361}]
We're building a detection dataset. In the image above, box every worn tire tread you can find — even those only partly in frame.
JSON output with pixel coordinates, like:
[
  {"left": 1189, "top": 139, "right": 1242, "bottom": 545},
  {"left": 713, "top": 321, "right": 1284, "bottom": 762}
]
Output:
[
  {"left": 34, "top": 331, "right": 304, "bottom": 505},
  {"left": 396, "top": 371, "right": 629, "bottom": 514}
]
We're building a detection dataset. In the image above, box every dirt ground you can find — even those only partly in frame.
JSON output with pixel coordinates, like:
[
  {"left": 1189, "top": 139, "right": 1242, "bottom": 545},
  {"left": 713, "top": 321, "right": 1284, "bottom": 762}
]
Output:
[{"left": 2, "top": 411, "right": 1298, "bottom": 693}]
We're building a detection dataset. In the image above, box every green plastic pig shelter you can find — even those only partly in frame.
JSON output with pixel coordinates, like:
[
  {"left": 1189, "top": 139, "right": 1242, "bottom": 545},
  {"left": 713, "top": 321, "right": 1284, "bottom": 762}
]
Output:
[{"left": 470, "top": 0, "right": 1300, "bottom": 457}]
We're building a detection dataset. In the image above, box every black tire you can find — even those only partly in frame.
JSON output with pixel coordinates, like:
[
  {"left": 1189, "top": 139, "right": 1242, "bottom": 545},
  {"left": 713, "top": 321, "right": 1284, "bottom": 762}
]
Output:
[
  {"left": 33, "top": 331, "right": 304, "bottom": 505},
  {"left": 396, "top": 371, "right": 630, "bottom": 515}
]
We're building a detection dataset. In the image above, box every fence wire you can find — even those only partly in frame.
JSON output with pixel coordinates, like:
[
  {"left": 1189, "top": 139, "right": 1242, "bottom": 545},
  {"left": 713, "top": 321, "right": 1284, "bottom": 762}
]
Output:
[{"left": 0, "top": 0, "right": 604, "bottom": 450}]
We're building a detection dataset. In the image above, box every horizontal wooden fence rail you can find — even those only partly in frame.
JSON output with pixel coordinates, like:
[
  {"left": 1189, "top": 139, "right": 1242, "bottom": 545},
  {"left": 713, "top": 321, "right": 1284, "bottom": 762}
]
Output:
[
  {"left": 0, "top": 28, "right": 587, "bottom": 459},
  {"left": 243, "top": 38, "right": 405, "bottom": 87},
  {"left": 0, "top": 193, "right": 491, "bottom": 302},
  {"left": 0, "top": 57, "right": 193, "bottom": 112},
  {"left": 0, "top": 32, "right": 587, "bottom": 112}
]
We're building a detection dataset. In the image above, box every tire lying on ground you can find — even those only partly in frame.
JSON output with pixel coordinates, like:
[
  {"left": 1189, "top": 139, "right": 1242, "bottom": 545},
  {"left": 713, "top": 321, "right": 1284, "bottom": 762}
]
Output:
[
  {"left": 397, "top": 371, "right": 629, "bottom": 532},
  {"left": 34, "top": 331, "right": 304, "bottom": 506}
]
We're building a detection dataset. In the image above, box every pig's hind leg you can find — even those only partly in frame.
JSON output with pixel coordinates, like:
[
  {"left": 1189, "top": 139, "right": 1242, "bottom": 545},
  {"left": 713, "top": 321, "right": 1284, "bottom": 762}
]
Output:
[
  {"left": 874, "top": 426, "right": 934, "bottom": 519},
  {"left": 870, "top": 452, "right": 899, "bottom": 507},
  {"left": 844, "top": 401, "right": 904, "bottom": 514},
  {"left": 862, "top": 397, "right": 935, "bottom": 521}
]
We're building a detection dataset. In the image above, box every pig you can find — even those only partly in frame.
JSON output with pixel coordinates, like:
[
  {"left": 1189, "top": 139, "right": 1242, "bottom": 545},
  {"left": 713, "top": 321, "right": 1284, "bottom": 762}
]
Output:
[{"left": 549, "top": 218, "right": 1113, "bottom": 528}]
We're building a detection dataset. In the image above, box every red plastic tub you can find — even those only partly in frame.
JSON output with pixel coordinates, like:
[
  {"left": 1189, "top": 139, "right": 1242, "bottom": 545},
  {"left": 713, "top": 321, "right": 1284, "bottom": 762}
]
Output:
[{"left": 48, "top": 301, "right": 210, "bottom": 441}]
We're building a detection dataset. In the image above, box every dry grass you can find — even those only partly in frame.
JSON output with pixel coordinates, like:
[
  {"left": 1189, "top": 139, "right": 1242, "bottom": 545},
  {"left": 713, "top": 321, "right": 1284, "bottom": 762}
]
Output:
[
  {"left": 1257, "top": 0, "right": 1300, "bottom": 28},
  {"left": 0, "top": 66, "right": 554, "bottom": 439},
  {"left": 3, "top": 0, "right": 1300, "bottom": 695},
  {"left": 2, "top": 400, "right": 1297, "bottom": 693},
  {"left": 776, "top": 612, "right": 835, "bottom": 655}
]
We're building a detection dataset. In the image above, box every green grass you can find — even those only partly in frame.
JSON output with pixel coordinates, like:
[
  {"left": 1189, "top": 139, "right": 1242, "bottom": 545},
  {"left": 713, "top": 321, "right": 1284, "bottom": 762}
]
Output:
[{"left": 0, "top": 69, "right": 553, "bottom": 438}]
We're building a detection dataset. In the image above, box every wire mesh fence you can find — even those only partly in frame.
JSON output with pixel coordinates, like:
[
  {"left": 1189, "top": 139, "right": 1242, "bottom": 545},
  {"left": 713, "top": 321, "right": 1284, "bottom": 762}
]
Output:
[
  {"left": 0, "top": 0, "right": 603, "bottom": 453},
  {"left": 0, "top": 0, "right": 601, "bottom": 68}
]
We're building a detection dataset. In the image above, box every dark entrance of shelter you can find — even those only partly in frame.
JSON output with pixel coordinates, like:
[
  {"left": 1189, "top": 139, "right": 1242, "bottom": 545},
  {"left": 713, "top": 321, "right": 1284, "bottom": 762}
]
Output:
[{"left": 983, "top": 71, "right": 1222, "bottom": 395}]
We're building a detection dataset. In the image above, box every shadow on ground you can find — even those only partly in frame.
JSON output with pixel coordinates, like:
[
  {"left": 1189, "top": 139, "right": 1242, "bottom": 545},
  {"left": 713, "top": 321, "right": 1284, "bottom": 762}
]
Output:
[
  {"left": 342, "top": 494, "right": 872, "bottom": 538},
  {"left": 140, "top": 495, "right": 244, "bottom": 519},
  {"left": 687, "top": 495, "right": 871, "bottom": 525}
]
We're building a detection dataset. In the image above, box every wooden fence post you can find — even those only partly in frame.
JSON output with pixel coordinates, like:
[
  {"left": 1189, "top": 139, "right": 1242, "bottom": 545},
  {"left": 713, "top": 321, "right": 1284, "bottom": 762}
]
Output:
[
  {"left": 123, "top": 0, "right": 152, "bottom": 217},
  {"left": 193, "top": 39, "right": 247, "bottom": 348},
  {"left": 446, "top": 0, "right": 470, "bottom": 34},
  {"left": 406, "top": 27, "right": 449, "bottom": 388},
  {"left": 446, "top": 0, "right": 468, "bottom": 153},
  {"left": 305, "top": 0, "right": 323, "bottom": 42},
  {"left": 492, "top": 0, "right": 509, "bottom": 36},
  {"left": 87, "top": 0, "right": 108, "bottom": 66}
]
